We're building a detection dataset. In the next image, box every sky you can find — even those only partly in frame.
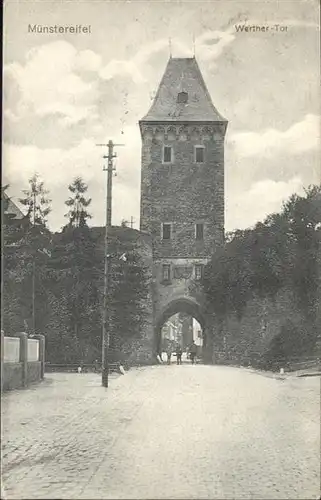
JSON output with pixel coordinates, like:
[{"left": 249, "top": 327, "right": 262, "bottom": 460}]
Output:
[{"left": 3, "top": 0, "right": 320, "bottom": 232}]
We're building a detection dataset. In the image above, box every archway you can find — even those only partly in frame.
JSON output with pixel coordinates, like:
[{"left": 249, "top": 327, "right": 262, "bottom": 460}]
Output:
[{"left": 155, "top": 298, "right": 206, "bottom": 361}]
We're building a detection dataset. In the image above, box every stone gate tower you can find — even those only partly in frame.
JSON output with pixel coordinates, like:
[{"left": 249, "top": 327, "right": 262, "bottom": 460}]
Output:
[{"left": 139, "top": 57, "right": 227, "bottom": 360}]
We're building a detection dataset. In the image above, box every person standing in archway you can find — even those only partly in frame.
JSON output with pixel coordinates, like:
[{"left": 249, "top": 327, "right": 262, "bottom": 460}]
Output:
[
  {"left": 166, "top": 344, "right": 172, "bottom": 365},
  {"left": 176, "top": 344, "right": 182, "bottom": 365},
  {"left": 189, "top": 341, "right": 197, "bottom": 365}
]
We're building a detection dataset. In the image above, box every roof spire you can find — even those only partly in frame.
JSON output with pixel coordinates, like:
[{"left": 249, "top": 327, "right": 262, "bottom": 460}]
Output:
[
  {"left": 179, "top": 72, "right": 185, "bottom": 92},
  {"left": 140, "top": 58, "right": 227, "bottom": 123},
  {"left": 169, "top": 37, "right": 172, "bottom": 58},
  {"left": 193, "top": 34, "right": 195, "bottom": 58}
]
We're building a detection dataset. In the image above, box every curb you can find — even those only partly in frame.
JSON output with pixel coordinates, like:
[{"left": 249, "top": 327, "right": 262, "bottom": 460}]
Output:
[
  {"left": 242, "top": 367, "right": 288, "bottom": 380},
  {"left": 296, "top": 372, "right": 321, "bottom": 378},
  {"left": 242, "top": 367, "right": 321, "bottom": 380}
]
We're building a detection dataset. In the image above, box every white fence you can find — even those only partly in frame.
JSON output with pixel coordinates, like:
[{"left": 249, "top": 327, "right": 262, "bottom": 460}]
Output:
[
  {"left": 3, "top": 336, "right": 40, "bottom": 362},
  {"left": 2, "top": 333, "right": 45, "bottom": 391},
  {"left": 27, "top": 339, "right": 39, "bottom": 362},
  {"left": 3, "top": 337, "right": 20, "bottom": 362}
]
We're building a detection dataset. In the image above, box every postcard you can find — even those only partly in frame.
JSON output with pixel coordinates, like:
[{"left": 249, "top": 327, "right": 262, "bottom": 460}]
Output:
[{"left": 2, "top": 1, "right": 320, "bottom": 499}]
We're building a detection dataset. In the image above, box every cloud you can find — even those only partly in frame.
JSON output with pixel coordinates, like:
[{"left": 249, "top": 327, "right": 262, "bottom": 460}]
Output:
[
  {"left": 100, "top": 59, "right": 146, "bottom": 84},
  {"left": 99, "top": 31, "right": 234, "bottom": 84},
  {"left": 226, "top": 177, "right": 305, "bottom": 231},
  {"left": 3, "top": 30, "right": 236, "bottom": 138},
  {"left": 3, "top": 124, "right": 142, "bottom": 230},
  {"left": 3, "top": 139, "right": 98, "bottom": 187},
  {"left": 195, "top": 30, "right": 235, "bottom": 62},
  {"left": 229, "top": 114, "right": 320, "bottom": 158},
  {"left": 3, "top": 23, "right": 317, "bottom": 233},
  {"left": 4, "top": 41, "right": 100, "bottom": 126},
  {"left": 74, "top": 49, "right": 102, "bottom": 72},
  {"left": 99, "top": 38, "right": 190, "bottom": 84}
]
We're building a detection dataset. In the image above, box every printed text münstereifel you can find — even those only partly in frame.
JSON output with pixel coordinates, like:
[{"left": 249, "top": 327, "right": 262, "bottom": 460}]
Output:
[{"left": 28, "top": 24, "right": 92, "bottom": 34}]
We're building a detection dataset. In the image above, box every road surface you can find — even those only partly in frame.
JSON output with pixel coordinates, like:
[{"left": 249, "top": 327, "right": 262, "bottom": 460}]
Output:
[{"left": 1, "top": 365, "right": 320, "bottom": 499}]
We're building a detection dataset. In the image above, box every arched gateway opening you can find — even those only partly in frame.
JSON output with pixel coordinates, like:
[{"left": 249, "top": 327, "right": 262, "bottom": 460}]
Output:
[{"left": 155, "top": 298, "right": 207, "bottom": 362}]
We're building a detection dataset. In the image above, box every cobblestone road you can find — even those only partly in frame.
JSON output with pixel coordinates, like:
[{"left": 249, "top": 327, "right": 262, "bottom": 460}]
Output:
[{"left": 1, "top": 366, "right": 320, "bottom": 499}]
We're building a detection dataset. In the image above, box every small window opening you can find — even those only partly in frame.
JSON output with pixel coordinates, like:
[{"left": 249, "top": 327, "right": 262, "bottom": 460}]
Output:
[
  {"left": 162, "top": 264, "right": 171, "bottom": 281},
  {"left": 195, "top": 264, "right": 203, "bottom": 280},
  {"left": 195, "top": 146, "right": 205, "bottom": 163},
  {"left": 195, "top": 223, "right": 204, "bottom": 241},
  {"left": 162, "top": 223, "right": 171, "bottom": 240},
  {"left": 163, "top": 146, "right": 172, "bottom": 163}
]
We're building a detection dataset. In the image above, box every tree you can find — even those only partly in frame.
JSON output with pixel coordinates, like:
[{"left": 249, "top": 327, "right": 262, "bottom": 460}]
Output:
[
  {"left": 44, "top": 181, "right": 101, "bottom": 363},
  {"left": 202, "top": 184, "right": 321, "bottom": 363},
  {"left": 1, "top": 185, "right": 30, "bottom": 332},
  {"left": 17, "top": 174, "right": 52, "bottom": 335},
  {"left": 45, "top": 223, "right": 150, "bottom": 365},
  {"left": 65, "top": 177, "right": 92, "bottom": 227},
  {"left": 19, "top": 173, "right": 51, "bottom": 226},
  {"left": 17, "top": 173, "right": 52, "bottom": 282},
  {"left": 108, "top": 248, "right": 149, "bottom": 361},
  {"left": 281, "top": 185, "right": 321, "bottom": 320}
]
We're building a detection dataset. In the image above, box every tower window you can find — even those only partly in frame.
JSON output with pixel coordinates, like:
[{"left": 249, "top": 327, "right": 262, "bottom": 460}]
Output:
[
  {"left": 195, "top": 223, "right": 204, "bottom": 241},
  {"left": 195, "top": 264, "right": 204, "bottom": 280},
  {"left": 177, "top": 91, "right": 188, "bottom": 104},
  {"left": 162, "top": 223, "right": 172, "bottom": 240},
  {"left": 163, "top": 146, "right": 173, "bottom": 163},
  {"left": 195, "top": 146, "right": 205, "bottom": 163},
  {"left": 162, "top": 264, "right": 171, "bottom": 281}
]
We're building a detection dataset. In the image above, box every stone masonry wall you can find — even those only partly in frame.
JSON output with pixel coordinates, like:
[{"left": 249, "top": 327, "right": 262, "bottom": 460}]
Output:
[
  {"left": 3, "top": 363, "right": 23, "bottom": 391},
  {"left": 211, "top": 287, "right": 309, "bottom": 365},
  {"left": 139, "top": 123, "right": 226, "bottom": 361},
  {"left": 126, "top": 231, "right": 155, "bottom": 364},
  {"left": 152, "top": 258, "right": 206, "bottom": 326},
  {"left": 140, "top": 124, "right": 225, "bottom": 259}
]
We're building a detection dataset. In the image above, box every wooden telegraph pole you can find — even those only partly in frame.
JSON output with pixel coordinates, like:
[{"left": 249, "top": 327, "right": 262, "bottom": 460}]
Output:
[
  {"left": 32, "top": 190, "right": 36, "bottom": 336},
  {"left": 97, "top": 140, "right": 124, "bottom": 388}
]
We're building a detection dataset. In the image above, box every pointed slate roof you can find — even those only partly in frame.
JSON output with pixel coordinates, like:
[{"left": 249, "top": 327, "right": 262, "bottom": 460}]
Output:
[
  {"left": 3, "top": 193, "right": 25, "bottom": 220},
  {"left": 141, "top": 57, "right": 226, "bottom": 123}
]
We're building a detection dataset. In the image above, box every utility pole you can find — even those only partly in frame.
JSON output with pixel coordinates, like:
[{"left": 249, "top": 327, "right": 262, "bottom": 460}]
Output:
[
  {"left": 97, "top": 140, "right": 124, "bottom": 388},
  {"left": 32, "top": 190, "right": 36, "bottom": 336}
]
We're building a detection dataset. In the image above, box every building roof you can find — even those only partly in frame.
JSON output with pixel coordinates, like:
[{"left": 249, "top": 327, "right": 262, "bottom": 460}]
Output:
[
  {"left": 141, "top": 57, "right": 226, "bottom": 123},
  {"left": 3, "top": 193, "right": 25, "bottom": 220}
]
